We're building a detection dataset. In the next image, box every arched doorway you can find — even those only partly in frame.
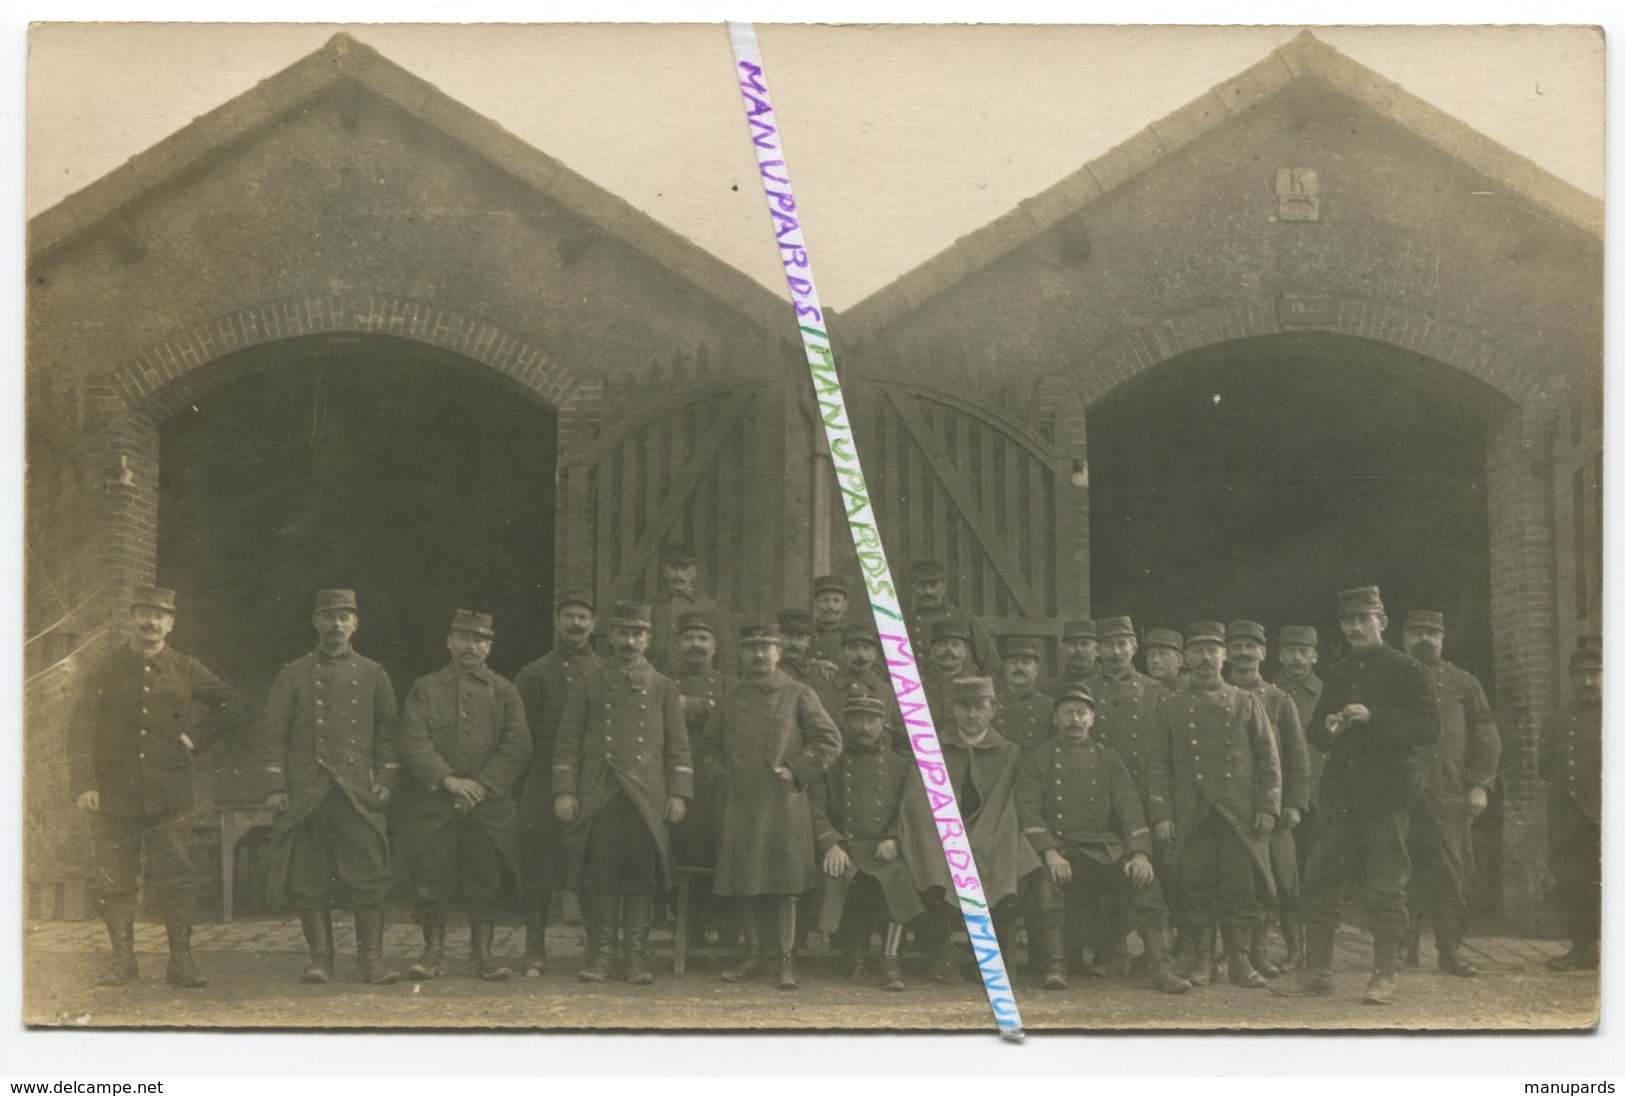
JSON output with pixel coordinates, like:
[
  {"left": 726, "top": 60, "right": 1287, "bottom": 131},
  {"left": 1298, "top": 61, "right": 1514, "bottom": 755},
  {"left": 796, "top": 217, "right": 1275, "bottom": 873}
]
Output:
[
  {"left": 156, "top": 333, "right": 558, "bottom": 744},
  {"left": 1087, "top": 332, "right": 1510, "bottom": 674}
]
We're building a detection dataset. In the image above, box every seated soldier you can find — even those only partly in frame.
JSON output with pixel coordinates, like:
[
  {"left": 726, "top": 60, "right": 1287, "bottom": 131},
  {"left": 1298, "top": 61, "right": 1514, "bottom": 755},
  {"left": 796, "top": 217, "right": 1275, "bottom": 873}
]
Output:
[
  {"left": 812, "top": 695, "right": 924, "bottom": 992},
  {"left": 1019, "top": 684, "right": 1191, "bottom": 994},
  {"left": 903, "top": 676, "right": 1040, "bottom": 983}
]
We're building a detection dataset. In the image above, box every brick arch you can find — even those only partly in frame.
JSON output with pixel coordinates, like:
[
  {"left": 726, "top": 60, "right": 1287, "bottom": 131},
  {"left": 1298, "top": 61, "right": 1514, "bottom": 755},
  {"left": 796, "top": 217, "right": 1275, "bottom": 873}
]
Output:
[
  {"left": 104, "top": 295, "right": 584, "bottom": 419},
  {"left": 1057, "top": 295, "right": 1528, "bottom": 410}
]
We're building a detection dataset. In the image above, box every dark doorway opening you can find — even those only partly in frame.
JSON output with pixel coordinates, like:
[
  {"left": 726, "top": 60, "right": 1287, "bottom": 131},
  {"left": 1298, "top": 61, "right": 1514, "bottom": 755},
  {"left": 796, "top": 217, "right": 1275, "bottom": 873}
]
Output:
[
  {"left": 158, "top": 334, "right": 558, "bottom": 739},
  {"left": 1087, "top": 333, "right": 1506, "bottom": 678}
]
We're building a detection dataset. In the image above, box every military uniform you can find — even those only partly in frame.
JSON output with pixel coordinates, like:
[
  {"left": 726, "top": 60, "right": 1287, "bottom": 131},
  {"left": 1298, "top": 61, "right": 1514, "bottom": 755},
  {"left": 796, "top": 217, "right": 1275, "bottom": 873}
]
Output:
[
  {"left": 1147, "top": 623, "right": 1281, "bottom": 986},
  {"left": 396, "top": 612, "right": 531, "bottom": 980},
  {"left": 1017, "top": 689, "right": 1188, "bottom": 994},
  {"left": 1144, "top": 627, "right": 1187, "bottom": 696},
  {"left": 1273, "top": 647, "right": 1326, "bottom": 874},
  {"left": 69, "top": 587, "right": 245, "bottom": 987},
  {"left": 259, "top": 590, "right": 401, "bottom": 983},
  {"left": 512, "top": 590, "right": 600, "bottom": 974},
  {"left": 996, "top": 689, "right": 1054, "bottom": 755},
  {"left": 698, "top": 623, "right": 843, "bottom": 987},
  {"left": 1401, "top": 611, "right": 1501, "bottom": 973},
  {"left": 810, "top": 696, "right": 924, "bottom": 989},
  {"left": 1538, "top": 639, "right": 1601, "bottom": 971},
  {"left": 554, "top": 601, "right": 692, "bottom": 984},
  {"left": 1044, "top": 619, "right": 1098, "bottom": 697},
  {"left": 904, "top": 559, "right": 999, "bottom": 677},
  {"left": 670, "top": 618, "right": 731, "bottom": 950},
  {"left": 809, "top": 573, "right": 854, "bottom": 667}
]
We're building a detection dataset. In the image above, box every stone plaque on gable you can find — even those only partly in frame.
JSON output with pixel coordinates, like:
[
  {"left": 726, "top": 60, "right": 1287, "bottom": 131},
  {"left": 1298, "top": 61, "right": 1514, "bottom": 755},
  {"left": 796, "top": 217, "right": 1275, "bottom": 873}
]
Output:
[{"left": 1276, "top": 167, "right": 1321, "bottom": 221}]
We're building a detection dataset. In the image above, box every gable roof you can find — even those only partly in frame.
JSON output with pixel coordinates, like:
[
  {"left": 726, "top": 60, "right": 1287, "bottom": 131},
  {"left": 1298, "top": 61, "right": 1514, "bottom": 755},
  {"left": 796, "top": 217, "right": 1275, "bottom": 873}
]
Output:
[
  {"left": 27, "top": 33, "right": 791, "bottom": 337},
  {"left": 839, "top": 30, "right": 1604, "bottom": 345}
]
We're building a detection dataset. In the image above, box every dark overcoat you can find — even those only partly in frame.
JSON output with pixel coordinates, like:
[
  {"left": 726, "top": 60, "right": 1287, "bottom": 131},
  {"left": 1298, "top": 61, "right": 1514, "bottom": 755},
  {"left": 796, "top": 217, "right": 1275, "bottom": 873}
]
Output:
[
  {"left": 810, "top": 745, "right": 924, "bottom": 929},
  {"left": 1306, "top": 645, "right": 1442, "bottom": 815},
  {"left": 513, "top": 642, "right": 599, "bottom": 889},
  {"left": 696, "top": 670, "right": 843, "bottom": 896},
  {"left": 1082, "top": 668, "right": 1165, "bottom": 802}
]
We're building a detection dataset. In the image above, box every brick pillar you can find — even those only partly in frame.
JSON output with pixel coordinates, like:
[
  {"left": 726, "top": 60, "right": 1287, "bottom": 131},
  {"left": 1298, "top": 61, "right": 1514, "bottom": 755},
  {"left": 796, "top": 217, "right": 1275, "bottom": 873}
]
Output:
[
  {"left": 555, "top": 383, "right": 603, "bottom": 598},
  {"left": 1484, "top": 401, "right": 1562, "bottom": 933},
  {"left": 96, "top": 396, "right": 161, "bottom": 632}
]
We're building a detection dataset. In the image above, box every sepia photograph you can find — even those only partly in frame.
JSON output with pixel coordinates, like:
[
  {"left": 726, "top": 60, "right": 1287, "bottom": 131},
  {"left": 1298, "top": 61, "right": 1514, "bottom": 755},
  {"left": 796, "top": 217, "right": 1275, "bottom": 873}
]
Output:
[{"left": 21, "top": 21, "right": 1603, "bottom": 1036}]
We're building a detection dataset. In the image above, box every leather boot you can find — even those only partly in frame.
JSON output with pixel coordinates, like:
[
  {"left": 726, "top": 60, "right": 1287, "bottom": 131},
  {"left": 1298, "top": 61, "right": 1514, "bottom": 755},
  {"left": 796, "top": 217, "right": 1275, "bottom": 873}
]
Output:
[
  {"left": 1401, "top": 922, "right": 1422, "bottom": 968},
  {"left": 408, "top": 924, "right": 446, "bottom": 980},
  {"left": 1187, "top": 925, "right": 1216, "bottom": 987},
  {"left": 1224, "top": 923, "right": 1268, "bottom": 987},
  {"left": 719, "top": 898, "right": 762, "bottom": 983},
  {"left": 1278, "top": 911, "right": 1305, "bottom": 972},
  {"left": 878, "top": 922, "right": 907, "bottom": 992},
  {"left": 623, "top": 893, "right": 655, "bottom": 985},
  {"left": 98, "top": 920, "right": 139, "bottom": 986},
  {"left": 164, "top": 920, "right": 208, "bottom": 988},
  {"left": 1435, "top": 917, "right": 1479, "bottom": 977},
  {"left": 1141, "top": 919, "right": 1191, "bottom": 994},
  {"left": 354, "top": 907, "right": 401, "bottom": 985},
  {"left": 1363, "top": 935, "right": 1399, "bottom": 1005},
  {"left": 775, "top": 895, "right": 799, "bottom": 990},
  {"left": 1169, "top": 926, "right": 1194, "bottom": 979},
  {"left": 299, "top": 911, "right": 335, "bottom": 984},
  {"left": 1270, "top": 924, "right": 1336, "bottom": 997},
  {"left": 1040, "top": 907, "right": 1068, "bottom": 990},
  {"left": 1250, "top": 922, "right": 1282, "bottom": 979},
  {"left": 578, "top": 893, "right": 614, "bottom": 983},
  {"left": 523, "top": 894, "right": 549, "bottom": 977},
  {"left": 471, "top": 922, "right": 512, "bottom": 981},
  {"left": 841, "top": 935, "right": 868, "bottom": 982}
]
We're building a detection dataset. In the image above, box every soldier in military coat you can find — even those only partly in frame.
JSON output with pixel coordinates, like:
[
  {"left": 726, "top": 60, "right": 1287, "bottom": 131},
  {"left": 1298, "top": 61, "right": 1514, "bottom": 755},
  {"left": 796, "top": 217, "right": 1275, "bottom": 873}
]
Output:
[
  {"left": 1399, "top": 609, "right": 1502, "bottom": 977},
  {"left": 648, "top": 541, "right": 734, "bottom": 677},
  {"left": 1044, "top": 619, "right": 1098, "bottom": 696},
  {"left": 920, "top": 618, "right": 975, "bottom": 730},
  {"left": 1271, "top": 587, "right": 1441, "bottom": 1007},
  {"left": 778, "top": 607, "right": 841, "bottom": 715},
  {"left": 1018, "top": 683, "right": 1190, "bottom": 994},
  {"left": 698, "top": 622, "right": 843, "bottom": 989},
  {"left": 554, "top": 601, "right": 692, "bottom": 985},
  {"left": 1273, "top": 624, "right": 1326, "bottom": 880},
  {"left": 1227, "top": 620, "right": 1312, "bottom": 978},
  {"left": 904, "top": 676, "right": 1041, "bottom": 984},
  {"left": 1538, "top": 636, "right": 1601, "bottom": 972},
  {"left": 1077, "top": 615, "right": 1167, "bottom": 975},
  {"left": 512, "top": 589, "right": 600, "bottom": 977},
  {"left": 1146, "top": 622, "right": 1281, "bottom": 990},
  {"left": 809, "top": 573, "right": 853, "bottom": 669},
  {"left": 669, "top": 610, "right": 731, "bottom": 947},
  {"left": 396, "top": 610, "right": 532, "bottom": 982},
  {"left": 994, "top": 635, "right": 1053, "bottom": 755},
  {"left": 70, "top": 586, "right": 245, "bottom": 988},
  {"left": 904, "top": 559, "right": 998, "bottom": 676},
  {"left": 1143, "top": 628, "right": 1187, "bottom": 695},
  {"left": 260, "top": 589, "right": 401, "bottom": 986},
  {"left": 810, "top": 694, "right": 924, "bottom": 992}
]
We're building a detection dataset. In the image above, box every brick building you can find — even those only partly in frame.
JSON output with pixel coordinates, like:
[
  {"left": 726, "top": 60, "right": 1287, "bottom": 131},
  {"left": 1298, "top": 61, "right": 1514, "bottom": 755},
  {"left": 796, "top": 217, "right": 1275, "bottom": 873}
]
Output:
[{"left": 26, "top": 32, "right": 1599, "bottom": 930}]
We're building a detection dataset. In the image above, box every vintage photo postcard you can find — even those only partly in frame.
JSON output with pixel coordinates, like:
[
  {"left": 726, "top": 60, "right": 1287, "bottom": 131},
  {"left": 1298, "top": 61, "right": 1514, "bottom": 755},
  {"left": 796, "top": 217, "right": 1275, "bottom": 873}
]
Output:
[{"left": 23, "top": 22, "right": 1602, "bottom": 1032}]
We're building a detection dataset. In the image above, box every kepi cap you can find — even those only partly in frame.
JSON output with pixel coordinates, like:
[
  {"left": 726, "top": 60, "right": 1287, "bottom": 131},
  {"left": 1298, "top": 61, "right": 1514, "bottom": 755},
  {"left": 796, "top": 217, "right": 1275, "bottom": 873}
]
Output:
[
  {"left": 1145, "top": 627, "right": 1183, "bottom": 652},
  {"left": 1278, "top": 625, "right": 1319, "bottom": 648},
  {"left": 450, "top": 609, "right": 495, "bottom": 638},
  {"left": 777, "top": 608, "right": 816, "bottom": 635},
  {"left": 1053, "top": 682, "right": 1096, "bottom": 710},
  {"left": 845, "top": 693, "right": 889, "bottom": 717},
  {"left": 841, "top": 623, "right": 880, "bottom": 646},
  {"left": 1184, "top": 621, "right": 1226, "bottom": 648},
  {"left": 1000, "top": 635, "right": 1042, "bottom": 660},
  {"left": 131, "top": 586, "right": 177, "bottom": 614},
  {"left": 1227, "top": 620, "right": 1267, "bottom": 645},
  {"left": 907, "top": 559, "right": 946, "bottom": 582},
  {"left": 659, "top": 542, "right": 699, "bottom": 566},
  {"left": 1061, "top": 619, "right": 1097, "bottom": 642},
  {"left": 949, "top": 676, "right": 996, "bottom": 702},
  {"left": 813, "top": 574, "right": 849, "bottom": 597},
  {"left": 1096, "top": 615, "right": 1135, "bottom": 640},
  {"left": 607, "top": 601, "right": 652, "bottom": 630},
  {"left": 554, "top": 588, "right": 595, "bottom": 613},
  {"left": 930, "top": 618, "right": 971, "bottom": 645},
  {"left": 314, "top": 589, "right": 357, "bottom": 613},
  {"left": 1403, "top": 610, "right": 1445, "bottom": 632},
  {"left": 738, "top": 621, "right": 782, "bottom": 646},
  {"left": 676, "top": 611, "right": 715, "bottom": 637},
  {"left": 1338, "top": 585, "right": 1385, "bottom": 615}
]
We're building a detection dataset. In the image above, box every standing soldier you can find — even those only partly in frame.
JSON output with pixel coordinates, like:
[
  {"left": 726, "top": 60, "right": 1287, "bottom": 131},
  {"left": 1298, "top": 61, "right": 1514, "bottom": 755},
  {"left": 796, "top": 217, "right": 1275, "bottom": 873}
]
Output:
[
  {"left": 260, "top": 589, "right": 401, "bottom": 986},
  {"left": 1078, "top": 615, "right": 1166, "bottom": 975},
  {"left": 648, "top": 542, "right": 733, "bottom": 676},
  {"left": 777, "top": 608, "right": 841, "bottom": 715},
  {"left": 1273, "top": 624, "right": 1326, "bottom": 882},
  {"left": 994, "top": 636, "right": 1052, "bottom": 754},
  {"left": 1398, "top": 609, "right": 1501, "bottom": 977},
  {"left": 512, "top": 589, "right": 600, "bottom": 977},
  {"left": 1271, "top": 586, "right": 1441, "bottom": 1006},
  {"left": 669, "top": 611, "right": 731, "bottom": 948},
  {"left": 920, "top": 618, "right": 975, "bottom": 727},
  {"left": 809, "top": 574, "right": 853, "bottom": 669},
  {"left": 1147, "top": 622, "right": 1281, "bottom": 990},
  {"left": 905, "top": 677, "right": 1041, "bottom": 983},
  {"left": 553, "top": 601, "right": 692, "bottom": 986},
  {"left": 1226, "top": 620, "right": 1312, "bottom": 978},
  {"left": 1538, "top": 636, "right": 1601, "bottom": 972},
  {"left": 1143, "top": 628, "right": 1187, "bottom": 694},
  {"left": 829, "top": 622, "right": 904, "bottom": 756},
  {"left": 396, "top": 610, "right": 532, "bottom": 982},
  {"left": 70, "top": 586, "right": 244, "bottom": 988},
  {"left": 699, "top": 622, "right": 843, "bottom": 990},
  {"left": 904, "top": 559, "right": 998, "bottom": 676},
  {"left": 1045, "top": 619, "right": 1098, "bottom": 695},
  {"left": 811, "top": 694, "right": 924, "bottom": 992},
  {"left": 1018, "top": 683, "right": 1191, "bottom": 994}
]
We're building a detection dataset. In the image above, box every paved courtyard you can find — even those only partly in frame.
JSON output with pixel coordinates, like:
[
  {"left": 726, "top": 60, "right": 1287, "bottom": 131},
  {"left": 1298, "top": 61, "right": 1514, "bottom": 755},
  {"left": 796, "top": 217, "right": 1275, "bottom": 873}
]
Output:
[{"left": 23, "top": 917, "right": 1598, "bottom": 1032}]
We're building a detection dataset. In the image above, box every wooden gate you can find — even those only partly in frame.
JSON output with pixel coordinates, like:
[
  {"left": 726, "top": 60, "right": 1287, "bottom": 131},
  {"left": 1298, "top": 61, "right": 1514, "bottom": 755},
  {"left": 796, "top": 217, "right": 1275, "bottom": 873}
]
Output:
[
  {"left": 560, "top": 381, "right": 785, "bottom": 617},
  {"left": 843, "top": 380, "right": 1079, "bottom": 638}
]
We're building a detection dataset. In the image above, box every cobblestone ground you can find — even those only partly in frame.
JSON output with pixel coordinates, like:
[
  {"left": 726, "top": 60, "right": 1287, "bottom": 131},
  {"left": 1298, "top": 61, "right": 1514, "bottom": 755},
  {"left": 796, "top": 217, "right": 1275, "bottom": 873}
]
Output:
[{"left": 24, "top": 918, "right": 1598, "bottom": 1032}]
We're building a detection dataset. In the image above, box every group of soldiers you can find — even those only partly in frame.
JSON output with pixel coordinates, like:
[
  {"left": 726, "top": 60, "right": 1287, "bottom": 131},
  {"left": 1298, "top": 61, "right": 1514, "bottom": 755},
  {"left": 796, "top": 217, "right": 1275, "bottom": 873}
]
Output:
[{"left": 67, "top": 544, "right": 1603, "bottom": 1010}]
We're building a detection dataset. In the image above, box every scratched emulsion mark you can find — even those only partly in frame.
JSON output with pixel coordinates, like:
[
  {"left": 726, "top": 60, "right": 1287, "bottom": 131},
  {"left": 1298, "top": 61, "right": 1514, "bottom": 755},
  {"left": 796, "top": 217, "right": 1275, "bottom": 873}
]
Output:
[{"left": 725, "top": 21, "right": 1024, "bottom": 1042}]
